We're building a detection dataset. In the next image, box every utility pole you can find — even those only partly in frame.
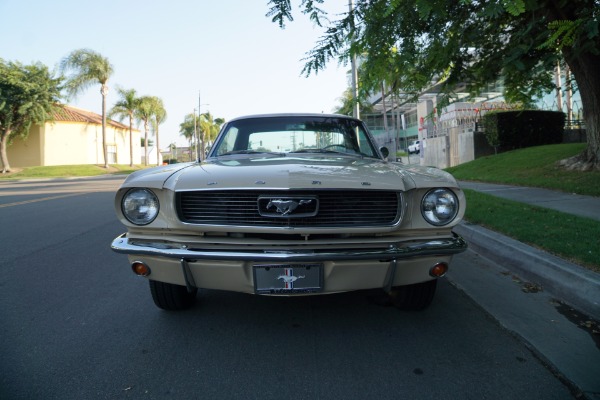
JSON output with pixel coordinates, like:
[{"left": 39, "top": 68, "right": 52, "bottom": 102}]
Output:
[
  {"left": 197, "top": 91, "right": 202, "bottom": 161},
  {"left": 197, "top": 91, "right": 211, "bottom": 160},
  {"left": 193, "top": 108, "right": 198, "bottom": 161}
]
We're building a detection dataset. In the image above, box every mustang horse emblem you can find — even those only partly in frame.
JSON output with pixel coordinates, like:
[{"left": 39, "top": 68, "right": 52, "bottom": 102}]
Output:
[
  {"left": 267, "top": 199, "right": 313, "bottom": 215},
  {"left": 277, "top": 274, "right": 306, "bottom": 283},
  {"left": 277, "top": 268, "right": 305, "bottom": 289}
]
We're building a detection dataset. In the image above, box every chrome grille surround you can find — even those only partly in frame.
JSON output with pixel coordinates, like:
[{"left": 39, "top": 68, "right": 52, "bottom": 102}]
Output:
[{"left": 176, "top": 190, "right": 402, "bottom": 228}]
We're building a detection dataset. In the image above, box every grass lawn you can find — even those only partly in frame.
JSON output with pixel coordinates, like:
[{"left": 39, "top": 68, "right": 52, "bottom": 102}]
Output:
[
  {"left": 463, "top": 189, "right": 599, "bottom": 271},
  {"left": 447, "top": 143, "right": 600, "bottom": 271},
  {"left": 446, "top": 143, "right": 600, "bottom": 196},
  {"left": 0, "top": 164, "right": 145, "bottom": 179}
]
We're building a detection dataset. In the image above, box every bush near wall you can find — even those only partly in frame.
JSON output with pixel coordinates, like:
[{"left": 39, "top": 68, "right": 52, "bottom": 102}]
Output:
[{"left": 482, "top": 110, "right": 565, "bottom": 153}]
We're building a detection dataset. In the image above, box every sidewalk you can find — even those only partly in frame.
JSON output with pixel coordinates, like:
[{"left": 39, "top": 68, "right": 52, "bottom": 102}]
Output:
[{"left": 455, "top": 181, "right": 600, "bottom": 319}]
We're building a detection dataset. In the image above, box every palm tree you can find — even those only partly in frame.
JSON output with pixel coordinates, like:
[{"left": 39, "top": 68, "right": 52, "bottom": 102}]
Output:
[
  {"left": 135, "top": 96, "right": 165, "bottom": 166},
  {"left": 135, "top": 96, "right": 154, "bottom": 166},
  {"left": 108, "top": 87, "right": 139, "bottom": 167},
  {"left": 199, "top": 112, "right": 225, "bottom": 159},
  {"left": 59, "top": 49, "right": 114, "bottom": 168},
  {"left": 179, "top": 113, "right": 197, "bottom": 161},
  {"left": 169, "top": 143, "right": 177, "bottom": 162},
  {"left": 150, "top": 97, "right": 167, "bottom": 166}
]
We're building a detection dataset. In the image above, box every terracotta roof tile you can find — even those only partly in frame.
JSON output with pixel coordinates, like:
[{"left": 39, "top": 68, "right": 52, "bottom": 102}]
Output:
[{"left": 52, "top": 105, "right": 129, "bottom": 129}]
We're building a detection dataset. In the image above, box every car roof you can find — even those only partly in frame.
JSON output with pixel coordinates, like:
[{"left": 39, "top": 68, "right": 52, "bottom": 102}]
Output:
[{"left": 227, "top": 113, "right": 360, "bottom": 123}]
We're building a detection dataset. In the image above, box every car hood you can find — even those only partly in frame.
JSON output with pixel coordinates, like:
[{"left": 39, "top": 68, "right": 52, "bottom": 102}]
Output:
[{"left": 121, "top": 156, "right": 458, "bottom": 192}]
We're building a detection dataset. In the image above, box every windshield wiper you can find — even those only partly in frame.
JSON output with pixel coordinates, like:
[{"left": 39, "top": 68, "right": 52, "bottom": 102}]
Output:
[
  {"left": 288, "top": 149, "right": 345, "bottom": 154},
  {"left": 289, "top": 149, "right": 369, "bottom": 158}
]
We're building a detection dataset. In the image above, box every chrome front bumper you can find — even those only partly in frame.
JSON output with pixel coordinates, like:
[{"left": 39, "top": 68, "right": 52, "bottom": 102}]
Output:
[{"left": 110, "top": 232, "right": 467, "bottom": 262}]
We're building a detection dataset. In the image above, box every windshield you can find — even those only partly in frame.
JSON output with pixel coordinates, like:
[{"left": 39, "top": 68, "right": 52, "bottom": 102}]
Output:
[{"left": 209, "top": 116, "right": 380, "bottom": 159}]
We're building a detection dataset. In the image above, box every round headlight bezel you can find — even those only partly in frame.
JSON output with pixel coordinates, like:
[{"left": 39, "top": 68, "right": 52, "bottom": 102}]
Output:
[
  {"left": 421, "top": 188, "right": 459, "bottom": 226},
  {"left": 121, "top": 188, "right": 160, "bottom": 226}
]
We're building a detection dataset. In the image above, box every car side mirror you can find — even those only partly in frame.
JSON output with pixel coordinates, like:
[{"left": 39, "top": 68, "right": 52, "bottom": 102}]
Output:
[{"left": 379, "top": 146, "right": 389, "bottom": 159}]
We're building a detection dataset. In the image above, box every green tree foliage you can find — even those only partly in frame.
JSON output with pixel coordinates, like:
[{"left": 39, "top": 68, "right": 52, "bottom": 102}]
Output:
[
  {"left": 151, "top": 97, "right": 167, "bottom": 166},
  {"left": 135, "top": 96, "right": 164, "bottom": 166},
  {"left": 179, "top": 113, "right": 197, "bottom": 161},
  {"left": 199, "top": 112, "right": 225, "bottom": 160},
  {"left": 109, "top": 87, "right": 140, "bottom": 167},
  {"left": 59, "top": 49, "right": 114, "bottom": 168},
  {"left": 0, "top": 59, "right": 63, "bottom": 173},
  {"left": 335, "top": 87, "right": 373, "bottom": 116},
  {"left": 266, "top": 0, "right": 600, "bottom": 170},
  {"left": 179, "top": 113, "right": 196, "bottom": 146},
  {"left": 179, "top": 112, "right": 225, "bottom": 161}
]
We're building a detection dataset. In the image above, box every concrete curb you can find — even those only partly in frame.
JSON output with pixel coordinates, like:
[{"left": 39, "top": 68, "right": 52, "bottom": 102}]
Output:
[{"left": 454, "top": 222, "right": 600, "bottom": 319}]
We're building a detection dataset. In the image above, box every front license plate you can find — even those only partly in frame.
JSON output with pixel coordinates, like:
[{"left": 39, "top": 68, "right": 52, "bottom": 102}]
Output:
[{"left": 253, "top": 263, "right": 323, "bottom": 294}]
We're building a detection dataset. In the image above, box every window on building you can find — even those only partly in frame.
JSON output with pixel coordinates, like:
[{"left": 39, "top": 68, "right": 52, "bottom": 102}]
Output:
[{"left": 107, "top": 145, "right": 117, "bottom": 164}]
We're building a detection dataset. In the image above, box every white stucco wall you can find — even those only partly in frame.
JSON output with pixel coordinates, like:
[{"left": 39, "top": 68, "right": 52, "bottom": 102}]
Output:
[
  {"left": 7, "top": 126, "right": 43, "bottom": 167},
  {"left": 42, "top": 121, "right": 95, "bottom": 165},
  {"left": 7, "top": 119, "right": 142, "bottom": 167}
]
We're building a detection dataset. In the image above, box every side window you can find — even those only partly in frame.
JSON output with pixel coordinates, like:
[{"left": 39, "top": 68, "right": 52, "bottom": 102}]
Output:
[
  {"left": 107, "top": 145, "right": 117, "bottom": 163},
  {"left": 217, "top": 127, "right": 239, "bottom": 155},
  {"left": 357, "top": 128, "right": 377, "bottom": 157}
]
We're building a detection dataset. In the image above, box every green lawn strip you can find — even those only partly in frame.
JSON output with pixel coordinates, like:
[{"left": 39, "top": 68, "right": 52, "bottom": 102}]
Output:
[
  {"left": 446, "top": 143, "right": 600, "bottom": 196},
  {"left": 463, "top": 189, "right": 600, "bottom": 271},
  {"left": 0, "top": 164, "right": 144, "bottom": 179}
]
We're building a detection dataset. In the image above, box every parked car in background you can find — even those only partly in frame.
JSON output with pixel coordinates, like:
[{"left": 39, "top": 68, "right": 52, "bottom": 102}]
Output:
[
  {"left": 408, "top": 140, "right": 420, "bottom": 154},
  {"left": 111, "top": 114, "right": 467, "bottom": 311}
]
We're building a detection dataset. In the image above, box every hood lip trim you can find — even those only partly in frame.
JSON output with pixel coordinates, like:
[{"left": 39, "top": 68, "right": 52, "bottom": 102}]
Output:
[{"left": 172, "top": 187, "right": 406, "bottom": 193}]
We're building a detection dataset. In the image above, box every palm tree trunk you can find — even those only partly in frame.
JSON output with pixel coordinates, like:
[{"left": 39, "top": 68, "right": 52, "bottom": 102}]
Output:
[
  {"left": 129, "top": 114, "right": 134, "bottom": 167},
  {"left": 200, "top": 131, "right": 206, "bottom": 161},
  {"left": 156, "top": 126, "right": 160, "bottom": 166},
  {"left": 144, "top": 121, "right": 149, "bottom": 166},
  {"left": 101, "top": 85, "right": 109, "bottom": 168}
]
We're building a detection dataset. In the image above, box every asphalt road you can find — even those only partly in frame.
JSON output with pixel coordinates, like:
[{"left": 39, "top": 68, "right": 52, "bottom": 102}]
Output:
[{"left": 0, "top": 176, "right": 574, "bottom": 399}]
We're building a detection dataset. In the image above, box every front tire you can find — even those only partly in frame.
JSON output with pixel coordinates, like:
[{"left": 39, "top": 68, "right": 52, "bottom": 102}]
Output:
[
  {"left": 389, "top": 280, "right": 437, "bottom": 311},
  {"left": 149, "top": 280, "right": 197, "bottom": 310}
]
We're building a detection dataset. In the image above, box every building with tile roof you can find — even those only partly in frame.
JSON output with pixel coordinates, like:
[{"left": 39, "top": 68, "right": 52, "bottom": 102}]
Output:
[{"left": 8, "top": 105, "right": 142, "bottom": 167}]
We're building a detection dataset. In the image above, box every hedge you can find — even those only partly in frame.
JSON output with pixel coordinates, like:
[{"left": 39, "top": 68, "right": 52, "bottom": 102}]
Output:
[{"left": 482, "top": 110, "right": 565, "bottom": 152}]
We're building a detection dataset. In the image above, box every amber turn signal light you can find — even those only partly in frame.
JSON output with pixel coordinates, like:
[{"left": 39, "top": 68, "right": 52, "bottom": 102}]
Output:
[
  {"left": 429, "top": 262, "right": 448, "bottom": 278},
  {"left": 131, "top": 261, "right": 151, "bottom": 276}
]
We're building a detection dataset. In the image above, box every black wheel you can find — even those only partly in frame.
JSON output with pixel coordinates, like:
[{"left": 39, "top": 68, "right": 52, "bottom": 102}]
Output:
[
  {"left": 149, "top": 280, "right": 197, "bottom": 310},
  {"left": 388, "top": 280, "right": 437, "bottom": 311}
]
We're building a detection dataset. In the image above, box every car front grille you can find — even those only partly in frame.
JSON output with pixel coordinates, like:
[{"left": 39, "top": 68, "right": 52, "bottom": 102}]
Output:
[{"left": 176, "top": 190, "right": 402, "bottom": 227}]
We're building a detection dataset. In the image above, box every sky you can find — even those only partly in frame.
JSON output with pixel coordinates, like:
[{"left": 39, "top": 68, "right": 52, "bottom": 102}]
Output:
[{"left": 0, "top": 0, "right": 351, "bottom": 147}]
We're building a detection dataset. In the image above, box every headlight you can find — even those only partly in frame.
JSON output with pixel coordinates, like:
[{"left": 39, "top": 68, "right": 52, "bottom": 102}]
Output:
[
  {"left": 421, "top": 188, "right": 459, "bottom": 226},
  {"left": 121, "top": 188, "right": 159, "bottom": 225}
]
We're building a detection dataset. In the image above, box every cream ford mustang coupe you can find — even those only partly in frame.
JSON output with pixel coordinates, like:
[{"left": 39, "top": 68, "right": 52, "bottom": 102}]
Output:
[{"left": 111, "top": 114, "right": 467, "bottom": 311}]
